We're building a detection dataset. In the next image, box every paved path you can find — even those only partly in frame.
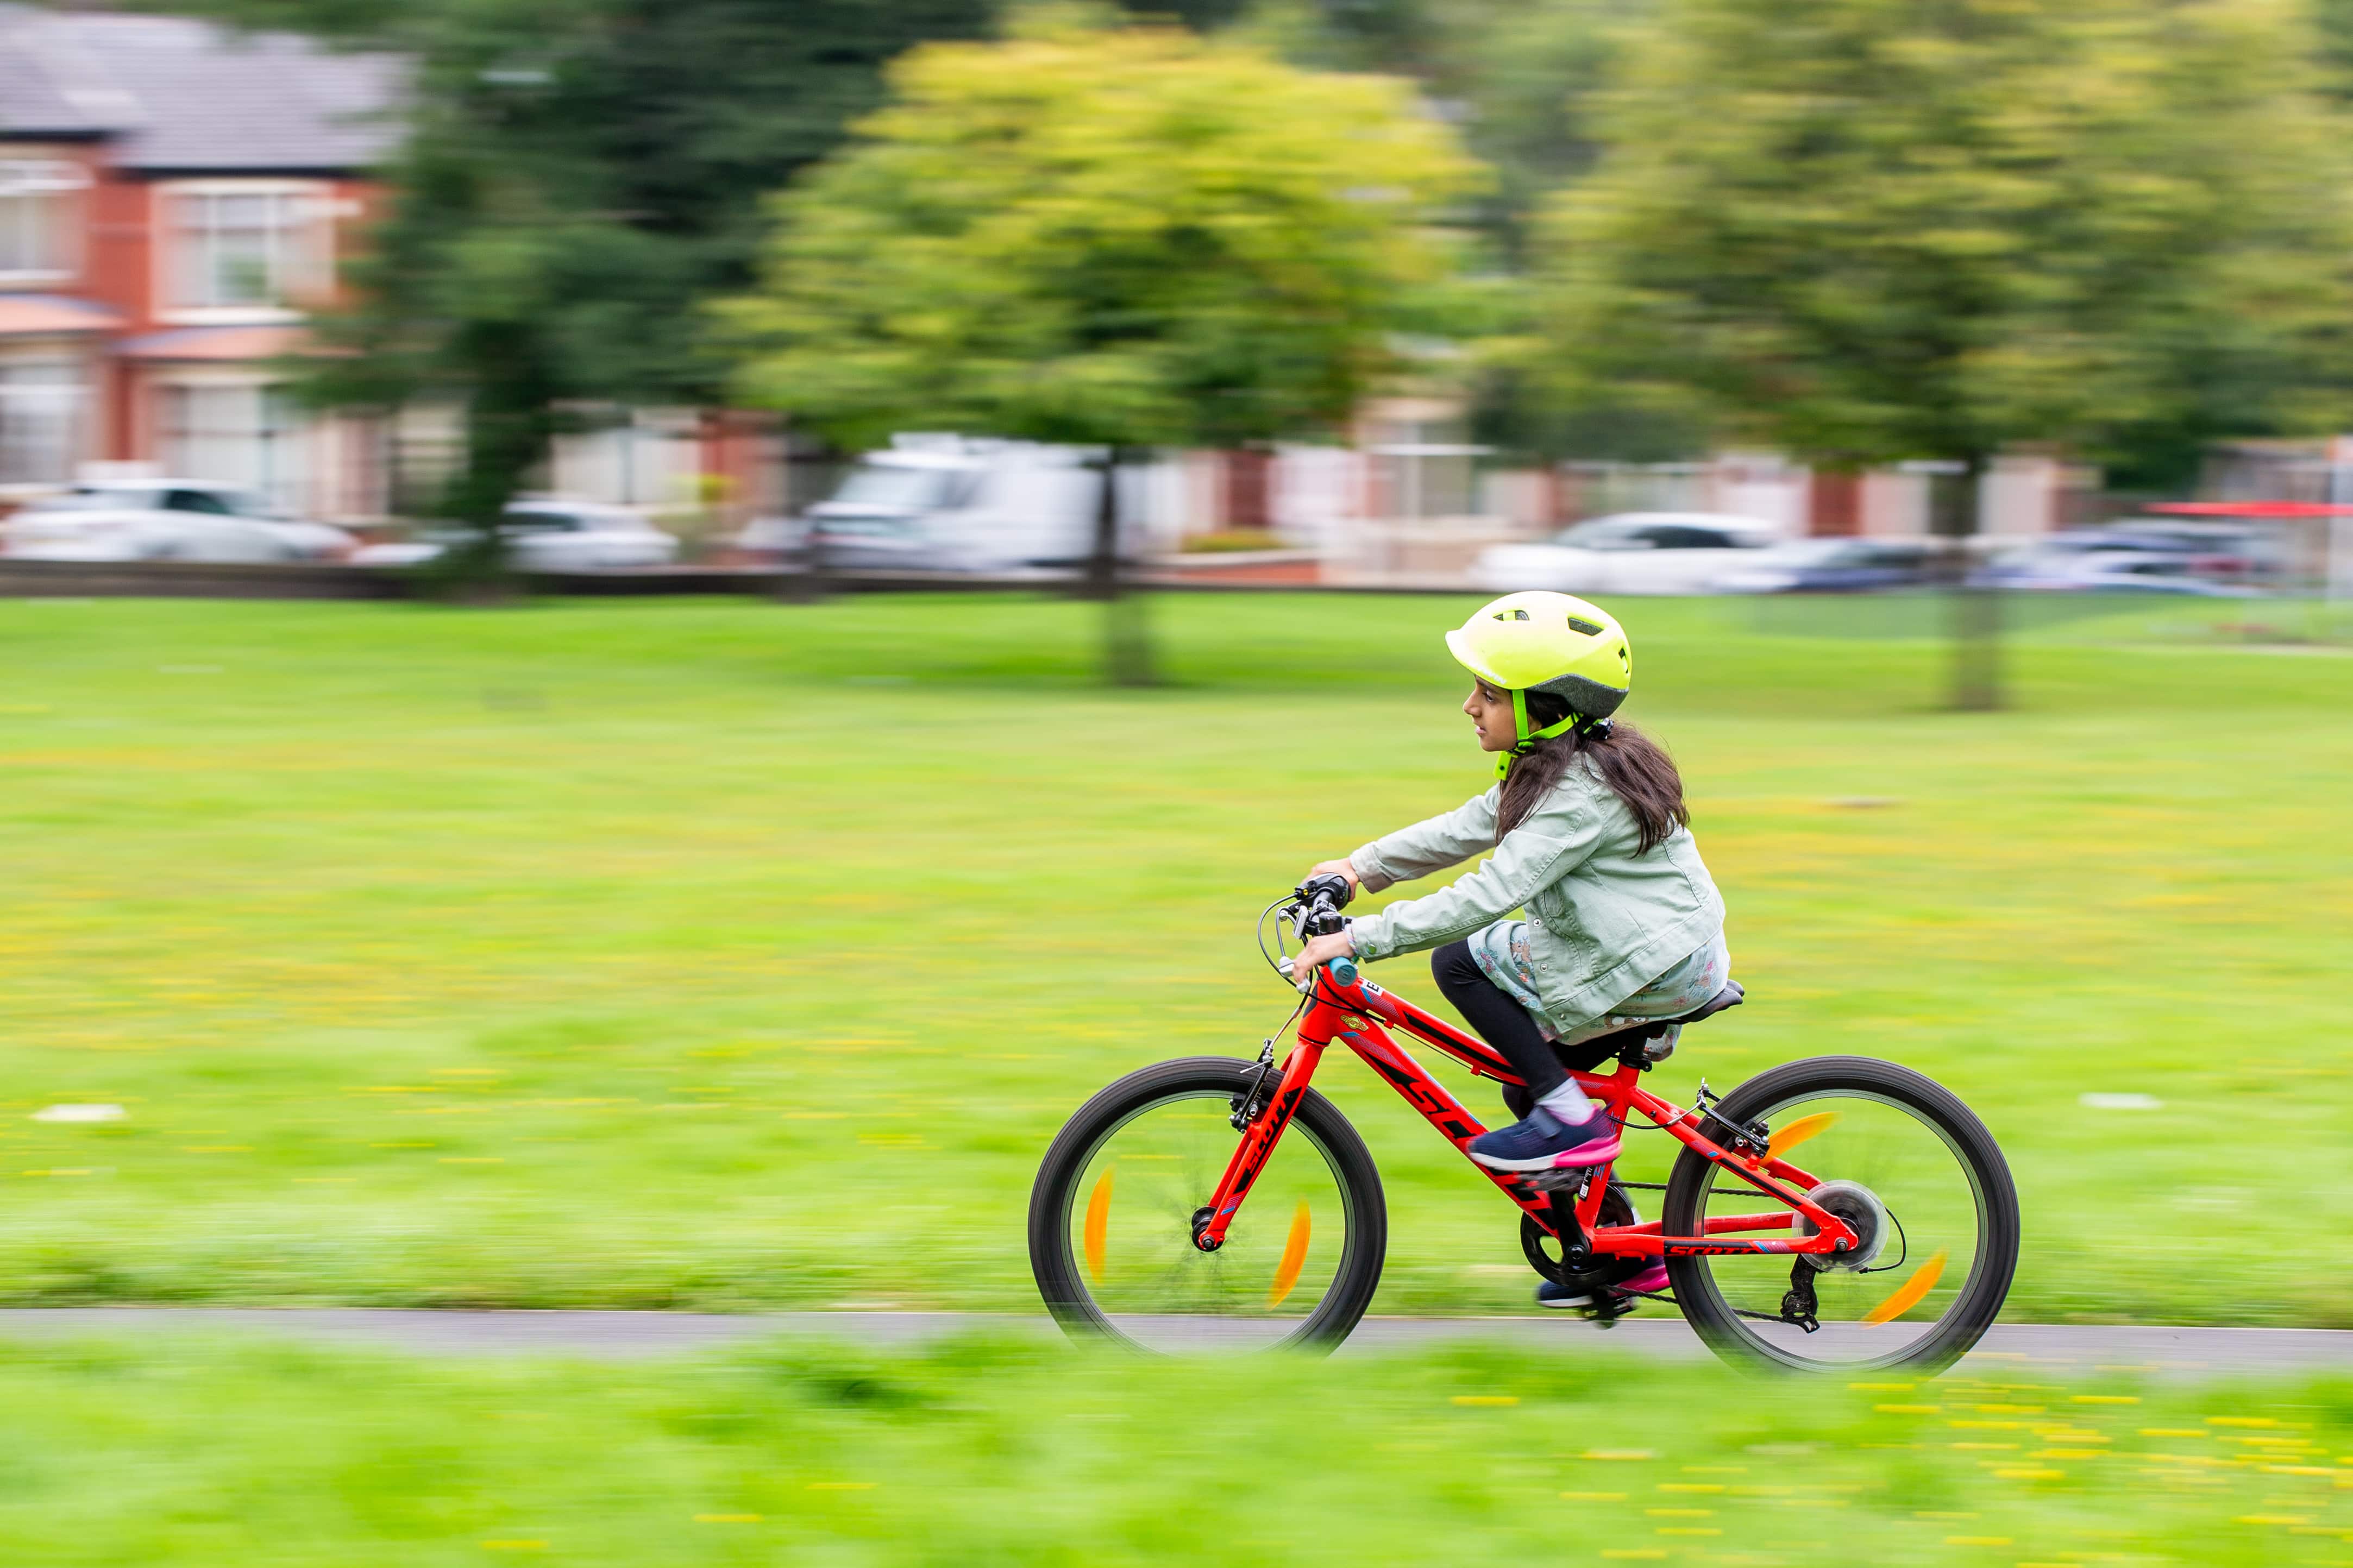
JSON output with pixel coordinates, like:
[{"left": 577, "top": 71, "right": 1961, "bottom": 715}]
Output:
[{"left": 1, "top": 1309, "right": 2349, "bottom": 1375}]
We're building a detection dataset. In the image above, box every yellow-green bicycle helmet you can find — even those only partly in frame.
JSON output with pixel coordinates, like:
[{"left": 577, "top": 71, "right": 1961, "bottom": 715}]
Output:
[{"left": 1446, "top": 591, "right": 1633, "bottom": 772}]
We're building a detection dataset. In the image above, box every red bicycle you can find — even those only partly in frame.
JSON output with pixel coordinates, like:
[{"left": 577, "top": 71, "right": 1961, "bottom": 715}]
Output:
[{"left": 1030, "top": 877, "right": 2019, "bottom": 1372}]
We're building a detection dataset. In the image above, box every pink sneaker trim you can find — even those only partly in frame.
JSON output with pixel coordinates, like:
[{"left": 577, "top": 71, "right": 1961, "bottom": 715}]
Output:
[
  {"left": 1616, "top": 1264, "right": 1669, "bottom": 1296},
  {"left": 1542, "top": 1131, "right": 1621, "bottom": 1168}
]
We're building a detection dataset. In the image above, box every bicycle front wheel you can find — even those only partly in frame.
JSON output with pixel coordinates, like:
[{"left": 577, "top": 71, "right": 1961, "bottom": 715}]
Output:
[
  {"left": 1663, "top": 1056, "right": 2019, "bottom": 1374},
  {"left": 1028, "top": 1056, "right": 1386, "bottom": 1355}
]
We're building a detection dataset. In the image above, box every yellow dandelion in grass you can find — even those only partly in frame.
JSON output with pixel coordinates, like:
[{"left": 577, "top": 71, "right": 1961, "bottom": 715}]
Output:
[
  {"left": 2234, "top": 1515, "right": 2308, "bottom": 1526},
  {"left": 1992, "top": 1468, "right": 2064, "bottom": 1481},
  {"left": 2070, "top": 1394, "right": 2138, "bottom": 1405},
  {"left": 1875, "top": 1404, "right": 1941, "bottom": 1415},
  {"left": 1451, "top": 1396, "right": 1518, "bottom": 1407},
  {"left": 1583, "top": 1449, "right": 1655, "bottom": 1462}
]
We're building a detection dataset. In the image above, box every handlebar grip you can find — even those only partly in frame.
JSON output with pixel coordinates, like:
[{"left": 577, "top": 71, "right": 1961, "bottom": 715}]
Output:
[{"left": 1329, "top": 955, "right": 1359, "bottom": 986}]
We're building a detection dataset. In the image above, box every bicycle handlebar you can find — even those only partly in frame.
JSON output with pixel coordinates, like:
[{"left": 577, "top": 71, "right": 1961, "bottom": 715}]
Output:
[{"left": 1287, "top": 874, "right": 1359, "bottom": 991}]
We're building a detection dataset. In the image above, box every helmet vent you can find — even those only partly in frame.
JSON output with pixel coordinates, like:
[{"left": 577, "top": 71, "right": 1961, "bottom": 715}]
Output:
[
  {"left": 1565, "top": 616, "right": 1603, "bottom": 635},
  {"left": 1494, "top": 608, "right": 1531, "bottom": 621}
]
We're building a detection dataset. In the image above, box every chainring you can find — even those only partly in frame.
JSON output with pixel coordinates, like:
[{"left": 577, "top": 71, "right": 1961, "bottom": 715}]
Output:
[{"left": 1520, "top": 1182, "right": 1646, "bottom": 1292}]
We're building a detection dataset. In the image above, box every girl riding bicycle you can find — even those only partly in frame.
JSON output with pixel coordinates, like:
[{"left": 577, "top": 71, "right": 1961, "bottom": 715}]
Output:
[
  {"left": 1297, "top": 593, "right": 1729, "bottom": 1277},
  {"left": 1033, "top": 590, "right": 2015, "bottom": 1358}
]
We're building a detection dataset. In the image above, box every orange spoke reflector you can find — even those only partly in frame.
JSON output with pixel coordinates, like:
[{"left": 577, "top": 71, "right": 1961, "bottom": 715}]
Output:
[
  {"left": 1083, "top": 1167, "right": 1114, "bottom": 1283},
  {"left": 1268, "top": 1200, "right": 1313, "bottom": 1308},
  {"left": 1861, "top": 1249, "right": 1947, "bottom": 1326},
  {"left": 1767, "top": 1112, "right": 1839, "bottom": 1159}
]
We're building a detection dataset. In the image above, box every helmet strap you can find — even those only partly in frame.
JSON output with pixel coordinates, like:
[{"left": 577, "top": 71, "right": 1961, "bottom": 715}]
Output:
[{"left": 1496, "top": 689, "right": 1584, "bottom": 778}]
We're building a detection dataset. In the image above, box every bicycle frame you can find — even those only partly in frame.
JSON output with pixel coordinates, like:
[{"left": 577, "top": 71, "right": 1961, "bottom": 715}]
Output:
[{"left": 1200, "top": 969, "right": 1859, "bottom": 1262}]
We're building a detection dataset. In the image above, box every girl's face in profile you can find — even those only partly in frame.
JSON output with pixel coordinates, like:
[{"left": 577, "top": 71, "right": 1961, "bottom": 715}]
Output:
[{"left": 1464, "top": 681, "right": 1515, "bottom": 753}]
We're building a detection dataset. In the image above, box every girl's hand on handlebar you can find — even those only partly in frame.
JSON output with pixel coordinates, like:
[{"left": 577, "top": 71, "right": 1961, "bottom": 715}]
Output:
[
  {"left": 1304, "top": 859, "right": 1360, "bottom": 891},
  {"left": 1298, "top": 929, "right": 1356, "bottom": 974}
]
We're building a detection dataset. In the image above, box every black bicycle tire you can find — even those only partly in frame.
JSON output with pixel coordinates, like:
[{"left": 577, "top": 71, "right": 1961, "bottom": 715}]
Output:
[
  {"left": 1661, "top": 1055, "right": 2019, "bottom": 1375},
  {"left": 1028, "top": 1056, "right": 1388, "bottom": 1355}
]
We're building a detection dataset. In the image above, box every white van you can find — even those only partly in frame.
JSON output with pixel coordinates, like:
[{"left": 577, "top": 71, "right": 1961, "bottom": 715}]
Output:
[{"left": 741, "top": 436, "right": 1138, "bottom": 573}]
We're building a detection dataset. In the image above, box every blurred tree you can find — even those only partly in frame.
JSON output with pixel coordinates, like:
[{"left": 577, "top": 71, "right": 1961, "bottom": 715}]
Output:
[
  {"left": 721, "top": 9, "right": 1480, "bottom": 682},
  {"left": 1533, "top": 0, "right": 2353, "bottom": 706},
  {"left": 175, "top": 0, "right": 994, "bottom": 560}
]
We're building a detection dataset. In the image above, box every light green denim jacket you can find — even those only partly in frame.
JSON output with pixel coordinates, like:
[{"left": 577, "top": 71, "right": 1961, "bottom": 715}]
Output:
[{"left": 1345, "top": 756, "right": 1725, "bottom": 1034}]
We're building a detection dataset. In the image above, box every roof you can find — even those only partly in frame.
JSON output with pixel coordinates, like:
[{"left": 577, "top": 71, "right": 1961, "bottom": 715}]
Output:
[
  {"left": 0, "top": 293, "right": 123, "bottom": 336},
  {"left": 0, "top": 6, "right": 405, "bottom": 171}
]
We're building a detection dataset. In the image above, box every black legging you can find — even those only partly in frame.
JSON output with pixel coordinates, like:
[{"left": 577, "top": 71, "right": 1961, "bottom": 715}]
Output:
[{"left": 1432, "top": 939, "right": 1562, "bottom": 1118}]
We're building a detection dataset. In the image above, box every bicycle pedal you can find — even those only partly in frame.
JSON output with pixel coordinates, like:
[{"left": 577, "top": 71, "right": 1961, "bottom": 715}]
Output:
[
  {"left": 1580, "top": 1296, "right": 1636, "bottom": 1327},
  {"left": 1526, "top": 1168, "right": 1591, "bottom": 1195}
]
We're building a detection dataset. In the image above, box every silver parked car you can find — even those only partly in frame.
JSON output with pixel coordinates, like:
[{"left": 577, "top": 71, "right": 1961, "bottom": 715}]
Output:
[
  {"left": 2, "top": 480, "right": 355, "bottom": 563},
  {"left": 353, "top": 499, "right": 681, "bottom": 571}
]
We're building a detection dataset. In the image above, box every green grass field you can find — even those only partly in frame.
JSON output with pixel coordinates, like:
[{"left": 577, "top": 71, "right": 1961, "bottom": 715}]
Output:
[
  {"left": 3, "top": 1331, "right": 2351, "bottom": 1565},
  {"left": 1, "top": 591, "right": 2347, "bottom": 1321}
]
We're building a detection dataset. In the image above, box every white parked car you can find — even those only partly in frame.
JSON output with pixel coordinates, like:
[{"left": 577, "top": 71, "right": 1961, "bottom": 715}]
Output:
[
  {"left": 1473, "top": 512, "right": 1781, "bottom": 596},
  {"left": 2, "top": 480, "right": 356, "bottom": 563},
  {"left": 353, "top": 499, "right": 680, "bottom": 571}
]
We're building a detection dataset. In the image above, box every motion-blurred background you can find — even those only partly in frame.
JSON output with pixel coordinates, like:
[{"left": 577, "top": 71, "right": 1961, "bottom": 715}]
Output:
[{"left": 3, "top": 1, "right": 2353, "bottom": 1563}]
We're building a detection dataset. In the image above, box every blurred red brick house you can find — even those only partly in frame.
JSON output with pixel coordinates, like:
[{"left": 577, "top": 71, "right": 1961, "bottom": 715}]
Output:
[{"left": 0, "top": 5, "right": 401, "bottom": 518}]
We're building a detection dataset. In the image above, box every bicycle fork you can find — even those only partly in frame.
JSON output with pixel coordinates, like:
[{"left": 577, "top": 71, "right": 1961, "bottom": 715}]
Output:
[{"left": 1196, "top": 1039, "right": 1328, "bottom": 1250}]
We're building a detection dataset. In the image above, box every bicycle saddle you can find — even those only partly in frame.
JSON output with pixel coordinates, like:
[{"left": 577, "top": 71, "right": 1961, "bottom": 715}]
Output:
[
  {"left": 1669, "top": 979, "right": 1743, "bottom": 1027},
  {"left": 1552, "top": 980, "right": 1745, "bottom": 1074}
]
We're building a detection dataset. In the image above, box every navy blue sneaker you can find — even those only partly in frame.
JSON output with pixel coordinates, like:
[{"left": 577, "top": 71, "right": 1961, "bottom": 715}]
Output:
[
  {"left": 1467, "top": 1104, "right": 1621, "bottom": 1173},
  {"left": 1536, "top": 1264, "right": 1668, "bottom": 1310},
  {"left": 1536, "top": 1278, "right": 1597, "bottom": 1309}
]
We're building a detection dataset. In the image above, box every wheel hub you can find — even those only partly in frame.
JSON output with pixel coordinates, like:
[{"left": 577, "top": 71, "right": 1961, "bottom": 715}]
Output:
[{"left": 1798, "top": 1179, "right": 1889, "bottom": 1272}]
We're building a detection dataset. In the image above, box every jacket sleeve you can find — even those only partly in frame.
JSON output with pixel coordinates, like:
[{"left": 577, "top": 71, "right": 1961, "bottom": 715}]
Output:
[
  {"left": 1346, "top": 788, "right": 1501, "bottom": 894},
  {"left": 1347, "top": 790, "right": 1607, "bottom": 963}
]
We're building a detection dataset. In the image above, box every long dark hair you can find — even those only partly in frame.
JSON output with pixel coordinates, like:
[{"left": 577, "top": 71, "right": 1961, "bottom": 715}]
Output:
[{"left": 1496, "top": 686, "right": 1689, "bottom": 853}]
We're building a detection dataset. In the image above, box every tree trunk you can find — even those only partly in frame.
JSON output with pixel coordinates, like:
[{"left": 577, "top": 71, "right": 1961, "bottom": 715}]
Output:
[
  {"left": 1085, "top": 447, "right": 1154, "bottom": 687},
  {"left": 776, "top": 514, "right": 831, "bottom": 603},
  {"left": 435, "top": 322, "right": 559, "bottom": 601},
  {"left": 1932, "top": 457, "right": 2001, "bottom": 711}
]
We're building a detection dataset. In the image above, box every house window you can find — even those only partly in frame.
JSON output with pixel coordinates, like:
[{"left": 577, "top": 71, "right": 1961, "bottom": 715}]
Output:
[
  {"left": 0, "top": 161, "right": 88, "bottom": 280},
  {"left": 167, "top": 187, "right": 330, "bottom": 311},
  {"left": 0, "top": 360, "right": 85, "bottom": 484},
  {"left": 159, "top": 383, "right": 309, "bottom": 511}
]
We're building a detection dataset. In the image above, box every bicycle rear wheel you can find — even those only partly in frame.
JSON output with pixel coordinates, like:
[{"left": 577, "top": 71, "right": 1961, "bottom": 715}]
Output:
[
  {"left": 1662, "top": 1056, "right": 2018, "bottom": 1374},
  {"left": 1028, "top": 1056, "right": 1386, "bottom": 1355}
]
